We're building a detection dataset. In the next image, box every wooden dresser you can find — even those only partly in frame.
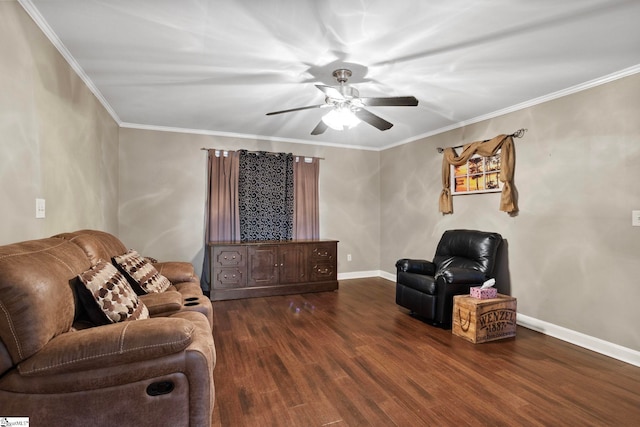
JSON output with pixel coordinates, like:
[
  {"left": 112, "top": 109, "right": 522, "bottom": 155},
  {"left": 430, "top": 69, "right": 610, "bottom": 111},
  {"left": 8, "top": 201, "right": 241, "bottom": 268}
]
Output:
[{"left": 208, "top": 240, "right": 338, "bottom": 301}]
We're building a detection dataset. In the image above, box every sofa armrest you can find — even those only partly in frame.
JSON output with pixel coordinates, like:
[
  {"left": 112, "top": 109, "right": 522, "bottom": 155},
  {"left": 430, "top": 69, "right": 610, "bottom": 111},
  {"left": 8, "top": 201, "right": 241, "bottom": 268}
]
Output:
[
  {"left": 436, "top": 267, "right": 486, "bottom": 284},
  {"left": 395, "top": 259, "right": 435, "bottom": 276},
  {"left": 139, "top": 290, "right": 183, "bottom": 316},
  {"left": 18, "top": 317, "right": 194, "bottom": 377},
  {"left": 154, "top": 261, "right": 198, "bottom": 284},
  {"left": 434, "top": 268, "right": 487, "bottom": 324}
]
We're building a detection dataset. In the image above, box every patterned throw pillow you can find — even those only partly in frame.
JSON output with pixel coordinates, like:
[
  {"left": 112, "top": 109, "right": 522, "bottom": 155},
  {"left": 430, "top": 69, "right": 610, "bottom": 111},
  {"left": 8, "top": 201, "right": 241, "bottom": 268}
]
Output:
[
  {"left": 77, "top": 260, "right": 149, "bottom": 325},
  {"left": 112, "top": 249, "right": 171, "bottom": 294}
]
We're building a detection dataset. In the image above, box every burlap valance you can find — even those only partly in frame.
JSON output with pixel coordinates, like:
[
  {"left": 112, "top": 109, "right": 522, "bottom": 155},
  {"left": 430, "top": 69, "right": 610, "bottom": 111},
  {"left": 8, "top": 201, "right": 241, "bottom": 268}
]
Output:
[{"left": 439, "top": 134, "right": 517, "bottom": 214}]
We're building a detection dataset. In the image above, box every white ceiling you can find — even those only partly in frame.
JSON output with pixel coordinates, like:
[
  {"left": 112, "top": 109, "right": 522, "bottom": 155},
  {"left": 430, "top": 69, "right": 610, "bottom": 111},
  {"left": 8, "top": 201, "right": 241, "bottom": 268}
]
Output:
[{"left": 21, "top": 0, "right": 640, "bottom": 150}]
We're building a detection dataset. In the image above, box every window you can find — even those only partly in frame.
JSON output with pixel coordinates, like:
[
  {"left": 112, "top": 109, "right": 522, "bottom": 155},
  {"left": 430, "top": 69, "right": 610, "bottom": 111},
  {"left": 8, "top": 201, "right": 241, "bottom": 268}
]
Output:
[{"left": 451, "top": 151, "right": 501, "bottom": 195}]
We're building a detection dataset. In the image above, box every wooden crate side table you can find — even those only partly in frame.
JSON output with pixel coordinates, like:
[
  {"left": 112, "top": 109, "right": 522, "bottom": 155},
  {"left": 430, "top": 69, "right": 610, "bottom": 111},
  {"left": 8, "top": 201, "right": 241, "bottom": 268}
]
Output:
[{"left": 452, "top": 294, "right": 517, "bottom": 343}]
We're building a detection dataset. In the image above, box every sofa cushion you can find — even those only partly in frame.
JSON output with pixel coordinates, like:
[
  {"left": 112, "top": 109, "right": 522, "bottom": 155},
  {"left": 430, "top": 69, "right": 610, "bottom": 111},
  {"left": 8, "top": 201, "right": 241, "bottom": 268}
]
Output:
[
  {"left": 112, "top": 250, "right": 172, "bottom": 294},
  {"left": 77, "top": 260, "right": 149, "bottom": 325},
  {"left": 0, "top": 238, "right": 92, "bottom": 365},
  {"left": 155, "top": 261, "right": 198, "bottom": 285},
  {"left": 54, "top": 231, "right": 126, "bottom": 265},
  {"left": 16, "top": 317, "right": 194, "bottom": 377}
]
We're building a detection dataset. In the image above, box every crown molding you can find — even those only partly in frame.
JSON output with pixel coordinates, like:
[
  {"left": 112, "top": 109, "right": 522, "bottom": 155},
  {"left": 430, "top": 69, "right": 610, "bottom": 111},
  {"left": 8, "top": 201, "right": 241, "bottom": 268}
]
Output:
[
  {"left": 381, "top": 63, "right": 640, "bottom": 151},
  {"left": 120, "top": 122, "right": 380, "bottom": 151}
]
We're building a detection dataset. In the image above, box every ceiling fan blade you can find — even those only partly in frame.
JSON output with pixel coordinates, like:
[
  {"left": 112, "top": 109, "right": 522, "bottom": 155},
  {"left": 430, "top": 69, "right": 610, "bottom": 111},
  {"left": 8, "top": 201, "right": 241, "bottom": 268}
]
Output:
[
  {"left": 266, "top": 104, "right": 324, "bottom": 116},
  {"left": 311, "top": 120, "right": 328, "bottom": 135},
  {"left": 315, "top": 84, "right": 345, "bottom": 100},
  {"left": 360, "top": 96, "right": 419, "bottom": 107},
  {"left": 354, "top": 108, "right": 393, "bottom": 131}
]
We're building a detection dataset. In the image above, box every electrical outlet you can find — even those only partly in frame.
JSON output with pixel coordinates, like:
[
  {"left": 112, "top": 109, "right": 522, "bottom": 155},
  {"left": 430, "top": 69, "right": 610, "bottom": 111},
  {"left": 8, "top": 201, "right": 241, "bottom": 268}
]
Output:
[
  {"left": 36, "top": 198, "right": 46, "bottom": 219},
  {"left": 632, "top": 210, "right": 640, "bottom": 226}
]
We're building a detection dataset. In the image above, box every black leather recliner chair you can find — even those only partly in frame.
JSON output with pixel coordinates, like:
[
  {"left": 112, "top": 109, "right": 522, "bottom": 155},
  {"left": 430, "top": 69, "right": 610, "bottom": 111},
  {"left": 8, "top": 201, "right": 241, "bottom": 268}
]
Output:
[{"left": 395, "top": 229, "right": 503, "bottom": 327}]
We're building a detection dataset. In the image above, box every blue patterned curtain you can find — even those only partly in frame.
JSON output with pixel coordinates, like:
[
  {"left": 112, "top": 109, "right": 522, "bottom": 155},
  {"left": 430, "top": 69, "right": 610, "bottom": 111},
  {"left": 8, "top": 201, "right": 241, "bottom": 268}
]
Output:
[{"left": 238, "top": 150, "right": 294, "bottom": 241}]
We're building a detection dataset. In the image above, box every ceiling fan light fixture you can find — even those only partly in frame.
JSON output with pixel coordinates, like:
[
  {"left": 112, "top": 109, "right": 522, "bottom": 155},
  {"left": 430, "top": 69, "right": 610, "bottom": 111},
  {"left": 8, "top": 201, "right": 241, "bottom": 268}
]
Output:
[
  {"left": 266, "top": 68, "right": 417, "bottom": 135},
  {"left": 321, "top": 107, "right": 360, "bottom": 131}
]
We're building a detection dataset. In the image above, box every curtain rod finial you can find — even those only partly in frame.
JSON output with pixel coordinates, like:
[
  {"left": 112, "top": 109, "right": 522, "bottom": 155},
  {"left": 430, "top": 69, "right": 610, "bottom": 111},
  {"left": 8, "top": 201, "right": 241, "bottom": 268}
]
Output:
[{"left": 512, "top": 128, "right": 527, "bottom": 138}]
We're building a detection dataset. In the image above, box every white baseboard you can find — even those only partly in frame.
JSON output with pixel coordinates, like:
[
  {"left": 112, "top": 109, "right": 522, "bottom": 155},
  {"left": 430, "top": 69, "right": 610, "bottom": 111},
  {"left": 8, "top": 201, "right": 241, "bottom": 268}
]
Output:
[
  {"left": 516, "top": 313, "right": 640, "bottom": 368},
  {"left": 338, "top": 270, "right": 397, "bottom": 282},
  {"left": 338, "top": 270, "right": 384, "bottom": 280},
  {"left": 379, "top": 271, "right": 396, "bottom": 282},
  {"left": 339, "top": 271, "right": 640, "bottom": 368}
]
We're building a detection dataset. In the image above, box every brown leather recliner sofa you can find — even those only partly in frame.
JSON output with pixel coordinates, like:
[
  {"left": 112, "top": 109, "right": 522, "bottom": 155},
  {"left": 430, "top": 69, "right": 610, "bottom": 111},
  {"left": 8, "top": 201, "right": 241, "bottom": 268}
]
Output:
[
  {"left": 0, "top": 231, "right": 216, "bottom": 426},
  {"left": 53, "top": 229, "right": 213, "bottom": 326}
]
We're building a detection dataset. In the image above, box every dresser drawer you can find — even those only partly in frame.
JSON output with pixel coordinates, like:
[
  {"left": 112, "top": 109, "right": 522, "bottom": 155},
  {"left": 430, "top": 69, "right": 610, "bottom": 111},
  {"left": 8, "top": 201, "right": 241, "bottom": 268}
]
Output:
[
  {"left": 309, "top": 243, "right": 336, "bottom": 262},
  {"left": 213, "top": 267, "right": 246, "bottom": 289},
  {"left": 310, "top": 261, "right": 336, "bottom": 281},
  {"left": 212, "top": 246, "right": 247, "bottom": 267}
]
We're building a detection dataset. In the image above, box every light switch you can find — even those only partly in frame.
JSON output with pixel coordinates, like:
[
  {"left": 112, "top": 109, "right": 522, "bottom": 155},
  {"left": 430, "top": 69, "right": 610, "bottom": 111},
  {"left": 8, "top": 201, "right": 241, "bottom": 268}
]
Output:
[
  {"left": 632, "top": 210, "right": 640, "bottom": 227},
  {"left": 36, "top": 198, "right": 45, "bottom": 219}
]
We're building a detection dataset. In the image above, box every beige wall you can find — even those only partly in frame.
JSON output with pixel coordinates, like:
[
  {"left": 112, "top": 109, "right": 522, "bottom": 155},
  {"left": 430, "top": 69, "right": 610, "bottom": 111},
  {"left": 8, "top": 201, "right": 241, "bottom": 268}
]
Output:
[
  {"left": 0, "top": 1, "right": 119, "bottom": 244},
  {"left": 380, "top": 73, "right": 640, "bottom": 351},
  {"left": 118, "top": 128, "right": 381, "bottom": 277}
]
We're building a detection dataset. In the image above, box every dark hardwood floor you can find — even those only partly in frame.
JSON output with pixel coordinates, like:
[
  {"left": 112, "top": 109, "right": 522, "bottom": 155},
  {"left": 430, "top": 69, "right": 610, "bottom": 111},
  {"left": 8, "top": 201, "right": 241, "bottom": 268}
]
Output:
[{"left": 211, "top": 278, "right": 640, "bottom": 426}]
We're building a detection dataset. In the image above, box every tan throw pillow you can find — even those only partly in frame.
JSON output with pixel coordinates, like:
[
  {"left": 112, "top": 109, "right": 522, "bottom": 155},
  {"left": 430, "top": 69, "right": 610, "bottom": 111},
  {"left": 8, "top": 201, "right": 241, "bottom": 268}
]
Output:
[
  {"left": 77, "top": 260, "right": 149, "bottom": 325},
  {"left": 112, "top": 249, "right": 171, "bottom": 294}
]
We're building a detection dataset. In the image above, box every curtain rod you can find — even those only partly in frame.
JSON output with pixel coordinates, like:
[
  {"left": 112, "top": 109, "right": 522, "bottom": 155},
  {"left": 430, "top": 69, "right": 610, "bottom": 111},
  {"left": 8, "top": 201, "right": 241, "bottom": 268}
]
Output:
[
  {"left": 436, "top": 128, "right": 527, "bottom": 153},
  {"left": 200, "top": 148, "right": 324, "bottom": 160}
]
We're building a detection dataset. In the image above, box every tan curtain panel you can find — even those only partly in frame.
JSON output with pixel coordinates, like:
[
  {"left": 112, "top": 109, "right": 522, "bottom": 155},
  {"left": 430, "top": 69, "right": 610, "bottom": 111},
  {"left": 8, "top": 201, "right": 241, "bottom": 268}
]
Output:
[
  {"left": 439, "top": 134, "right": 517, "bottom": 214},
  {"left": 205, "top": 150, "right": 241, "bottom": 242},
  {"left": 293, "top": 157, "right": 320, "bottom": 239}
]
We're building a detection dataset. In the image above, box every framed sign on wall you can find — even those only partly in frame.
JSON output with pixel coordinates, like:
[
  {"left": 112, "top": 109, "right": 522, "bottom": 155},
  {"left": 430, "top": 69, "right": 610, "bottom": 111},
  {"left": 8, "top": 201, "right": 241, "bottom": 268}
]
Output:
[{"left": 451, "top": 150, "right": 501, "bottom": 195}]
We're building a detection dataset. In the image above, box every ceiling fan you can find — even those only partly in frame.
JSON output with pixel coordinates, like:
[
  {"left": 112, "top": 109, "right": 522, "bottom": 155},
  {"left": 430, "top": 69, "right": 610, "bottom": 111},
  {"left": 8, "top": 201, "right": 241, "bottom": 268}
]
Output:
[{"left": 266, "top": 69, "right": 418, "bottom": 135}]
